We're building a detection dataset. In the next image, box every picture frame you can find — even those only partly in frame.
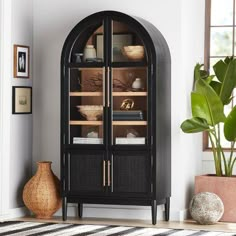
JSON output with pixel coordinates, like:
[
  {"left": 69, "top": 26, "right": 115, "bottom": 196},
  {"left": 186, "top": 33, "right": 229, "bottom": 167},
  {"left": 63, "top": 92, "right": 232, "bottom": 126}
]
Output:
[
  {"left": 96, "top": 33, "right": 133, "bottom": 61},
  {"left": 12, "top": 86, "right": 32, "bottom": 114},
  {"left": 13, "top": 45, "right": 30, "bottom": 78}
]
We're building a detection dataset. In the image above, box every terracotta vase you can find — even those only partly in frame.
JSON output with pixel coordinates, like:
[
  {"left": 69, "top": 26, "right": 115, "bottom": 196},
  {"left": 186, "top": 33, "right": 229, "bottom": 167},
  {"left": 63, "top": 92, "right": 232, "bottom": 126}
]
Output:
[
  {"left": 195, "top": 175, "right": 236, "bottom": 222},
  {"left": 23, "top": 161, "right": 62, "bottom": 219}
]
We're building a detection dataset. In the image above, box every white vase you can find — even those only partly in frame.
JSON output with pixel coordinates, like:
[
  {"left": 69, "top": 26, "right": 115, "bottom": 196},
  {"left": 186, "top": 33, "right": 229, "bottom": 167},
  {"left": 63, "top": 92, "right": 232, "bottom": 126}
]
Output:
[
  {"left": 83, "top": 45, "right": 96, "bottom": 62},
  {"left": 132, "top": 78, "right": 143, "bottom": 89}
]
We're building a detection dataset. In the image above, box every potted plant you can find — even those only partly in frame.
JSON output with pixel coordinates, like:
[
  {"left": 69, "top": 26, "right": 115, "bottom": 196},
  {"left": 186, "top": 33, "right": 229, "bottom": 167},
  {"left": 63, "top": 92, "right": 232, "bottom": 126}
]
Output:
[{"left": 181, "top": 57, "right": 236, "bottom": 222}]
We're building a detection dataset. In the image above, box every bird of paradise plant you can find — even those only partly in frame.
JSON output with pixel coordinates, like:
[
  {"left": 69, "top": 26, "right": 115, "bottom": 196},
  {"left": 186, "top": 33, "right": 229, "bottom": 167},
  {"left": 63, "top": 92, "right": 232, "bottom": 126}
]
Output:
[{"left": 181, "top": 57, "right": 236, "bottom": 176}]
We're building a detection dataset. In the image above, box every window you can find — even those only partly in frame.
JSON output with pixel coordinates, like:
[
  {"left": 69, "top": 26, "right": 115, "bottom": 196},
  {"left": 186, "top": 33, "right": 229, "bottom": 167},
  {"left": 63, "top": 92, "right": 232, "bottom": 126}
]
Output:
[{"left": 204, "top": 0, "right": 236, "bottom": 149}]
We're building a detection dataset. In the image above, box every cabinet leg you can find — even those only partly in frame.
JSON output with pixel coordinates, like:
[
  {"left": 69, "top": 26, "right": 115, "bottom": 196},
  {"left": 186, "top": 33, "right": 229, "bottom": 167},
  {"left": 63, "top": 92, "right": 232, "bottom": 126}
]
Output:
[
  {"left": 151, "top": 200, "right": 157, "bottom": 225},
  {"left": 78, "top": 203, "right": 83, "bottom": 218},
  {"left": 62, "top": 197, "right": 67, "bottom": 221},
  {"left": 165, "top": 197, "right": 170, "bottom": 221}
]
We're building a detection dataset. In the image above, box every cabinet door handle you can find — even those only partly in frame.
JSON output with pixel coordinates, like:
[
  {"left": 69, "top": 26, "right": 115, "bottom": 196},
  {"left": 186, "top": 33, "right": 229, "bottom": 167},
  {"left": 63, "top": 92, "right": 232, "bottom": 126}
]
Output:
[
  {"left": 103, "top": 160, "right": 106, "bottom": 187},
  {"left": 107, "top": 68, "right": 110, "bottom": 107},
  {"left": 103, "top": 67, "right": 105, "bottom": 107},
  {"left": 107, "top": 160, "right": 111, "bottom": 186}
]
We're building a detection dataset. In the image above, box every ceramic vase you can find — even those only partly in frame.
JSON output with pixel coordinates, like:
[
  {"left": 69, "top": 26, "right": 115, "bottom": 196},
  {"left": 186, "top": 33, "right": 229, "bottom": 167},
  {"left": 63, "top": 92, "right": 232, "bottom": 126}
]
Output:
[
  {"left": 132, "top": 78, "right": 143, "bottom": 89},
  {"left": 23, "top": 161, "right": 62, "bottom": 219},
  {"left": 83, "top": 45, "right": 96, "bottom": 62}
]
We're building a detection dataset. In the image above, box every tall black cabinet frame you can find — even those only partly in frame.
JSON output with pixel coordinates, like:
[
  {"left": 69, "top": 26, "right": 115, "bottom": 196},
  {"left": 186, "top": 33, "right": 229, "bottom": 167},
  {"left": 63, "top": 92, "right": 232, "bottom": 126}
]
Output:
[{"left": 61, "top": 11, "right": 171, "bottom": 225}]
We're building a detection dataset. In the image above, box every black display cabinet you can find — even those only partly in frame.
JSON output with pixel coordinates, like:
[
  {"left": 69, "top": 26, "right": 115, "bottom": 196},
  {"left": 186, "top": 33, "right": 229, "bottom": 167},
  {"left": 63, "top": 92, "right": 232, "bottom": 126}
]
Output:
[{"left": 61, "top": 10, "right": 171, "bottom": 225}]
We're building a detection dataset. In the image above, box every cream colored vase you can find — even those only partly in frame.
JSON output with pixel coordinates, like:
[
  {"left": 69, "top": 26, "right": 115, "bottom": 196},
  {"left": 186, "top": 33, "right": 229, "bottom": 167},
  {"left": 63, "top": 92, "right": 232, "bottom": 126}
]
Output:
[{"left": 23, "top": 161, "right": 62, "bottom": 219}]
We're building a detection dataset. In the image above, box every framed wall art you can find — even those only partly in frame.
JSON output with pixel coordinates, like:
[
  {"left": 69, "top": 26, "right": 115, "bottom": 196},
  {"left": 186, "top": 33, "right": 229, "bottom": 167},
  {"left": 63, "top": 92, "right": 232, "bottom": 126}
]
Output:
[
  {"left": 13, "top": 45, "right": 30, "bottom": 78},
  {"left": 96, "top": 33, "right": 133, "bottom": 61},
  {"left": 12, "top": 86, "right": 32, "bottom": 114}
]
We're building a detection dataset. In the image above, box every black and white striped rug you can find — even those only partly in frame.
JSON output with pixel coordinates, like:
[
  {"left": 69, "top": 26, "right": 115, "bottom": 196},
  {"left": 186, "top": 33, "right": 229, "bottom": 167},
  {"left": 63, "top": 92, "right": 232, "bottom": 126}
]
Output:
[{"left": 0, "top": 221, "right": 234, "bottom": 236}]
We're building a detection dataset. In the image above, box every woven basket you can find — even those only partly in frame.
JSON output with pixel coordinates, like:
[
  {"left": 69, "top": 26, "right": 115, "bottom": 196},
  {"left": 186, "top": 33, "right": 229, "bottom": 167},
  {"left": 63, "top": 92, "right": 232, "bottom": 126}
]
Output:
[{"left": 23, "top": 161, "right": 62, "bottom": 219}]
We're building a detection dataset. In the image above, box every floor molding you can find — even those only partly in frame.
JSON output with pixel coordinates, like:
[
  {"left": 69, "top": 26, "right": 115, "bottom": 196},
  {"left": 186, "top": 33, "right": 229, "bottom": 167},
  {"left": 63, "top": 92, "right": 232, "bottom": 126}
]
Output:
[
  {"left": 54, "top": 204, "right": 188, "bottom": 221},
  {"left": 0, "top": 207, "right": 29, "bottom": 221}
]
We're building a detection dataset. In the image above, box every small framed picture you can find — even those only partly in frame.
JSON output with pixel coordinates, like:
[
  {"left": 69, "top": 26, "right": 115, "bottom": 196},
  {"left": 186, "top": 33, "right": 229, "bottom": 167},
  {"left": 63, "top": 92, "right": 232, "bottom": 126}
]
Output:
[
  {"left": 12, "top": 86, "right": 32, "bottom": 114},
  {"left": 96, "top": 34, "right": 133, "bottom": 61},
  {"left": 13, "top": 45, "right": 30, "bottom": 78}
]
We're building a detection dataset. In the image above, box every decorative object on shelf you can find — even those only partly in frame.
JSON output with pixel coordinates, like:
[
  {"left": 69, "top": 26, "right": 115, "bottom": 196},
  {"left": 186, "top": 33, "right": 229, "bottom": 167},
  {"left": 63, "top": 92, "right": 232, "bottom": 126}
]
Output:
[
  {"left": 22, "top": 161, "right": 62, "bottom": 219},
  {"left": 132, "top": 78, "right": 143, "bottom": 90},
  {"left": 126, "top": 128, "right": 139, "bottom": 138},
  {"left": 74, "top": 53, "right": 83, "bottom": 63},
  {"left": 78, "top": 72, "right": 103, "bottom": 92},
  {"left": 76, "top": 105, "right": 103, "bottom": 121},
  {"left": 189, "top": 192, "right": 224, "bottom": 225},
  {"left": 113, "top": 78, "right": 132, "bottom": 91},
  {"left": 13, "top": 45, "right": 30, "bottom": 78},
  {"left": 12, "top": 86, "right": 32, "bottom": 114},
  {"left": 96, "top": 34, "right": 133, "bottom": 61},
  {"left": 83, "top": 45, "right": 96, "bottom": 62},
  {"left": 120, "top": 98, "right": 134, "bottom": 110},
  {"left": 87, "top": 131, "right": 99, "bottom": 138},
  {"left": 122, "top": 45, "right": 145, "bottom": 61}
]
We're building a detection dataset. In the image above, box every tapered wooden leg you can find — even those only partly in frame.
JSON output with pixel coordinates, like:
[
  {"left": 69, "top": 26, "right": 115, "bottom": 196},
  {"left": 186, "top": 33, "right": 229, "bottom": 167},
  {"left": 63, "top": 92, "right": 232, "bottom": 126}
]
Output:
[
  {"left": 165, "top": 197, "right": 170, "bottom": 221},
  {"left": 62, "top": 197, "right": 67, "bottom": 221},
  {"left": 78, "top": 203, "right": 83, "bottom": 218},
  {"left": 151, "top": 200, "right": 157, "bottom": 225}
]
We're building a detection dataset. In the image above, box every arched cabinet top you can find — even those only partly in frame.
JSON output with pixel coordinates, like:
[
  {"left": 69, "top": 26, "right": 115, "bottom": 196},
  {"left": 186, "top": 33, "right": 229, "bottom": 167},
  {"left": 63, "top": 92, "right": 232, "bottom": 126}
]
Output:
[{"left": 61, "top": 10, "right": 170, "bottom": 67}]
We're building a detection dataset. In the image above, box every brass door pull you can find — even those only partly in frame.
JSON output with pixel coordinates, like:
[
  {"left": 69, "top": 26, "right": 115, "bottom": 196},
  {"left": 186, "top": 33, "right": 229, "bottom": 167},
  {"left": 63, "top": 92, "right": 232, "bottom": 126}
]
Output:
[
  {"left": 107, "top": 160, "right": 111, "bottom": 186},
  {"left": 103, "top": 160, "right": 106, "bottom": 187}
]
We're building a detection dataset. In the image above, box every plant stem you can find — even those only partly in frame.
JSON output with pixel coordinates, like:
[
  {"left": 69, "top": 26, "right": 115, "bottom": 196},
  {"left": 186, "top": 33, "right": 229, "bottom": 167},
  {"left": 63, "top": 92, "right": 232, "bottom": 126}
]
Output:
[{"left": 209, "top": 131, "right": 222, "bottom": 176}]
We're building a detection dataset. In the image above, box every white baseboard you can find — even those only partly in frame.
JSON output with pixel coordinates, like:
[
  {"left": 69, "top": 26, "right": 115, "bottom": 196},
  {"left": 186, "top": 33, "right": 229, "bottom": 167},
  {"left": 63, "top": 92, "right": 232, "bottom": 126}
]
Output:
[
  {"left": 54, "top": 203, "right": 188, "bottom": 222},
  {"left": 0, "top": 207, "right": 29, "bottom": 221},
  {"left": 0, "top": 205, "right": 188, "bottom": 222}
]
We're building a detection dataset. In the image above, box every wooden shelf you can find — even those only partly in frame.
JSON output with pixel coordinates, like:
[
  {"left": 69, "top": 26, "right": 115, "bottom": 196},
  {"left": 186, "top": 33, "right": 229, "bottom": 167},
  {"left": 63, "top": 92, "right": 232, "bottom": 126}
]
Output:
[
  {"left": 112, "top": 121, "right": 147, "bottom": 126},
  {"left": 113, "top": 92, "right": 147, "bottom": 96},
  {"left": 70, "top": 120, "right": 103, "bottom": 125},
  {"left": 70, "top": 92, "right": 102, "bottom": 96}
]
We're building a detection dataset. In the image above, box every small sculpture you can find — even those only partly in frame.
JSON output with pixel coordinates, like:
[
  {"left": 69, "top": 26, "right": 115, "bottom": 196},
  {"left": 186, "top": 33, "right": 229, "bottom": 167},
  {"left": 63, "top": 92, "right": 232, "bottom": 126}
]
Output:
[{"left": 120, "top": 99, "right": 134, "bottom": 110}]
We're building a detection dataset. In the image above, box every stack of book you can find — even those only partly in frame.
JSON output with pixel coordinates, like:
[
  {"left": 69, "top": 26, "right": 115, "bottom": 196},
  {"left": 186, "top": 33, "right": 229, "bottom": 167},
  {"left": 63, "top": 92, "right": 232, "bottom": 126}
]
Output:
[
  {"left": 73, "top": 137, "right": 103, "bottom": 144},
  {"left": 113, "top": 110, "right": 144, "bottom": 121},
  {"left": 115, "top": 137, "right": 145, "bottom": 145}
]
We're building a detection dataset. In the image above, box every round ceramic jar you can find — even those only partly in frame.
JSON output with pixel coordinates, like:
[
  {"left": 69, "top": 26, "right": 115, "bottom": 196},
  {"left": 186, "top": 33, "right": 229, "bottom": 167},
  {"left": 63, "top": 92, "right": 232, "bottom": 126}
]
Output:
[
  {"left": 132, "top": 78, "right": 143, "bottom": 89},
  {"left": 83, "top": 45, "right": 96, "bottom": 62}
]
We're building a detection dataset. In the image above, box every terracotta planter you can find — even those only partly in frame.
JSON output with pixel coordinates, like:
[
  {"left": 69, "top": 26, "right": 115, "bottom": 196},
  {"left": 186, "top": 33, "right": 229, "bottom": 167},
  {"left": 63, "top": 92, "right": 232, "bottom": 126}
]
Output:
[
  {"left": 195, "top": 175, "right": 236, "bottom": 222},
  {"left": 23, "top": 161, "right": 62, "bottom": 219}
]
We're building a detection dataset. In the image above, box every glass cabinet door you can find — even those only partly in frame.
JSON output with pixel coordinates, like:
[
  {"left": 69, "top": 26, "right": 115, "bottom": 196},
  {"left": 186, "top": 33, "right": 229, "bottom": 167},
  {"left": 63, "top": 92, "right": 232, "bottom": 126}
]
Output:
[
  {"left": 69, "top": 68, "right": 105, "bottom": 145},
  {"left": 67, "top": 21, "right": 106, "bottom": 145},
  {"left": 111, "top": 20, "right": 148, "bottom": 145}
]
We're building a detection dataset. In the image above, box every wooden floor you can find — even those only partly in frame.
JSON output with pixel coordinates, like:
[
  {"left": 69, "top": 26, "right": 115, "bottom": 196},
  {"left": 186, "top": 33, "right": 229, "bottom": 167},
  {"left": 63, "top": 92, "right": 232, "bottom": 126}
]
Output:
[{"left": 13, "top": 216, "right": 236, "bottom": 233}]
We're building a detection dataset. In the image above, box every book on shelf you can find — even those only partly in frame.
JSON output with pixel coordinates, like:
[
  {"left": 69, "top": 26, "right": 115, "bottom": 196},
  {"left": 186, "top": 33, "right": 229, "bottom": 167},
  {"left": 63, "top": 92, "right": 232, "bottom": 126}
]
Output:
[
  {"left": 73, "top": 137, "right": 103, "bottom": 144},
  {"left": 113, "top": 110, "right": 144, "bottom": 121},
  {"left": 115, "top": 137, "right": 145, "bottom": 145}
]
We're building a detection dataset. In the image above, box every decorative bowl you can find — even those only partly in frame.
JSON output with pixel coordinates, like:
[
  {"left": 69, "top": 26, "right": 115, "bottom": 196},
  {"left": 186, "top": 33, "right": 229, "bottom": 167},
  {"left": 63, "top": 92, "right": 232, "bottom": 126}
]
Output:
[
  {"left": 122, "top": 45, "right": 145, "bottom": 61},
  {"left": 76, "top": 105, "right": 103, "bottom": 121}
]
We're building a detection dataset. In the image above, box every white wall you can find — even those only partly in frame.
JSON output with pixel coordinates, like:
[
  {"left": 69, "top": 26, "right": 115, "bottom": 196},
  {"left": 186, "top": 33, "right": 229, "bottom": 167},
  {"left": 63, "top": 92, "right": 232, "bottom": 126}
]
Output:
[
  {"left": 0, "top": 0, "right": 12, "bottom": 218},
  {"left": 32, "top": 0, "right": 205, "bottom": 221},
  {"left": 10, "top": 0, "right": 33, "bottom": 209}
]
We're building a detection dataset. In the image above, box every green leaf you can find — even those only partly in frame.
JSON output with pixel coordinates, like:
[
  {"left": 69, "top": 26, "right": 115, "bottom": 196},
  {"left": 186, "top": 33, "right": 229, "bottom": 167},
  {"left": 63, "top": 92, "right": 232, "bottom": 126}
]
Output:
[
  {"left": 193, "top": 79, "right": 225, "bottom": 126},
  {"left": 209, "top": 81, "right": 221, "bottom": 95},
  {"left": 180, "top": 117, "right": 209, "bottom": 133},
  {"left": 213, "top": 59, "right": 236, "bottom": 104},
  {"left": 193, "top": 64, "right": 208, "bottom": 89},
  {"left": 213, "top": 60, "right": 227, "bottom": 83},
  {"left": 224, "top": 105, "right": 236, "bottom": 141}
]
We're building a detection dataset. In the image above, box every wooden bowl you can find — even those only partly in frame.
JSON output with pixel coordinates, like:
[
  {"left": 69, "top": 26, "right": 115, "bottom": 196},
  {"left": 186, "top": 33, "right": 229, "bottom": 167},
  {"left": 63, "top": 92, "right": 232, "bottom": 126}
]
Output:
[
  {"left": 122, "top": 45, "right": 145, "bottom": 61},
  {"left": 76, "top": 105, "right": 103, "bottom": 121}
]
